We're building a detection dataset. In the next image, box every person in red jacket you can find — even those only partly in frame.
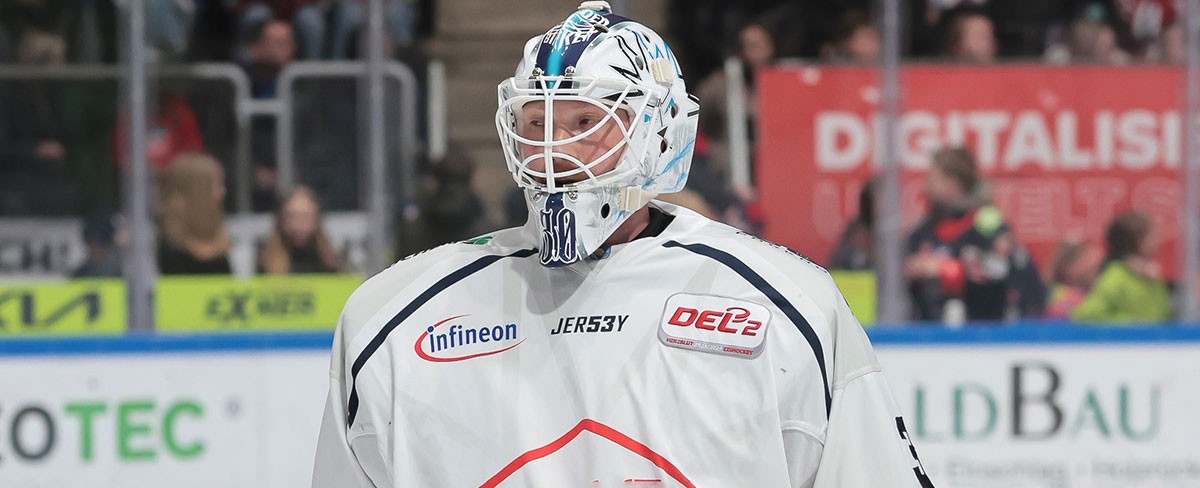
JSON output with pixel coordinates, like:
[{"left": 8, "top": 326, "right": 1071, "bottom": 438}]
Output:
[{"left": 113, "top": 90, "right": 204, "bottom": 173}]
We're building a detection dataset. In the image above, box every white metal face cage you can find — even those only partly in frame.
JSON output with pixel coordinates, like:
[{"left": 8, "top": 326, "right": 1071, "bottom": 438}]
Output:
[{"left": 496, "top": 76, "right": 664, "bottom": 193}]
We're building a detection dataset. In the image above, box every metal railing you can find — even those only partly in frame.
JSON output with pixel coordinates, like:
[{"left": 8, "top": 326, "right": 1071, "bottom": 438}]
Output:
[
  {"left": 721, "top": 48, "right": 1200, "bottom": 323},
  {"left": 1, "top": 56, "right": 439, "bottom": 328},
  {"left": 0, "top": 63, "right": 255, "bottom": 214}
]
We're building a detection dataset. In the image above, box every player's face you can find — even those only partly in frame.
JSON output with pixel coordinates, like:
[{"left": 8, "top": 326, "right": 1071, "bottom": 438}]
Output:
[
  {"left": 924, "top": 166, "right": 964, "bottom": 205},
  {"left": 516, "top": 100, "right": 630, "bottom": 185},
  {"left": 281, "top": 192, "right": 319, "bottom": 245}
]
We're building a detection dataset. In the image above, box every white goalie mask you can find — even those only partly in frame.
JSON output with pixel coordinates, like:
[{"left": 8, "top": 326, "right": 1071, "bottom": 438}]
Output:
[{"left": 495, "top": 1, "right": 699, "bottom": 267}]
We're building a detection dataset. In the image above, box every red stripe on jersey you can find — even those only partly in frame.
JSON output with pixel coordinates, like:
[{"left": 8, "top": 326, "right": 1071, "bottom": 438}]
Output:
[{"left": 480, "top": 418, "right": 695, "bottom": 488}]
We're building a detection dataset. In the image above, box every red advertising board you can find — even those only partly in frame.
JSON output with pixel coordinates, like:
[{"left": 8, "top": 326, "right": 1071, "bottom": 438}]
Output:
[{"left": 757, "top": 65, "right": 1184, "bottom": 279}]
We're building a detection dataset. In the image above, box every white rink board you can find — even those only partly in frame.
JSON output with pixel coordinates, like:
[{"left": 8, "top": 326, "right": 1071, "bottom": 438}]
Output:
[
  {"left": 0, "top": 348, "right": 331, "bottom": 488},
  {"left": 875, "top": 342, "right": 1200, "bottom": 488},
  {"left": 1, "top": 331, "right": 1198, "bottom": 488}
]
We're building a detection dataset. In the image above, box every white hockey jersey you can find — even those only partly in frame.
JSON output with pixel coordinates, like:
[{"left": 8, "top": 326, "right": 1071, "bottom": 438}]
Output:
[{"left": 313, "top": 202, "right": 934, "bottom": 488}]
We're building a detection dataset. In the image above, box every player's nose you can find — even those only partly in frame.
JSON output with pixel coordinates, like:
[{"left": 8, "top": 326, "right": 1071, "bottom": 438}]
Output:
[{"left": 530, "top": 156, "right": 588, "bottom": 185}]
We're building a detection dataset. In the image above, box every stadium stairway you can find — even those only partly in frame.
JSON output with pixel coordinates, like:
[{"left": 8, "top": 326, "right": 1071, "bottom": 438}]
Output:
[{"left": 428, "top": 0, "right": 667, "bottom": 226}]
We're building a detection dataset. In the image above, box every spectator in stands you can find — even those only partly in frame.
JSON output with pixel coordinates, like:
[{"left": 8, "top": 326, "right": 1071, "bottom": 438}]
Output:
[
  {"left": 72, "top": 208, "right": 124, "bottom": 277},
  {"left": 1043, "top": 237, "right": 1104, "bottom": 319},
  {"left": 830, "top": 178, "right": 876, "bottom": 271},
  {"left": 328, "top": 0, "right": 419, "bottom": 59},
  {"left": 683, "top": 136, "right": 746, "bottom": 228},
  {"left": 942, "top": 8, "right": 997, "bottom": 63},
  {"left": 239, "top": 18, "right": 295, "bottom": 210},
  {"left": 904, "top": 147, "right": 1046, "bottom": 322},
  {"left": 0, "top": 0, "right": 68, "bottom": 41},
  {"left": 696, "top": 20, "right": 775, "bottom": 182},
  {"left": 1072, "top": 211, "right": 1171, "bottom": 323},
  {"left": 113, "top": 88, "right": 205, "bottom": 173},
  {"left": 0, "top": 29, "right": 77, "bottom": 216},
  {"left": 1, "top": 0, "right": 119, "bottom": 63},
  {"left": 258, "top": 185, "right": 346, "bottom": 274},
  {"left": 236, "top": 0, "right": 325, "bottom": 59},
  {"left": 1046, "top": 17, "right": 1131, "bottom": 65},
  {"left": 145, "top": 0, "right": 195, "bottom": 61},
  {"left": 822, "top": 9, "right": 881, "bottom": 64},
  {"left": 1147, "top": 21, "right": 1183, "bottom": 64},
  {"left": 157, "top": 152, "right": 232, "bottom": 274},
  {"left": 403, "top": 146, "right": 490, "bottom": 254},
  {"left": 243, "top": 18, "right": 295, "bottom": 99}
]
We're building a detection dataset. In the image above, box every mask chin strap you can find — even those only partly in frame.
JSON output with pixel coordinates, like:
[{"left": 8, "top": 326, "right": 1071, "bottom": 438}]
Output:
[{"left": 618, "top": 187, "right": 658, "bottom": 211}]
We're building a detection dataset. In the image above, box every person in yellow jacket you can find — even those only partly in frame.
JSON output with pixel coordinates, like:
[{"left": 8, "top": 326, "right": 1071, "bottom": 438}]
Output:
[{"left": 1072, "top": 211, "right": 1172, "bottom": 323}]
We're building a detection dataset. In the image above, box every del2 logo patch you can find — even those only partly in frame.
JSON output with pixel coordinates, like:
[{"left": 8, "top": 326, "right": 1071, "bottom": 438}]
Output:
[{"left": 657, "top": 293, "right": 771, "bottom": 359}]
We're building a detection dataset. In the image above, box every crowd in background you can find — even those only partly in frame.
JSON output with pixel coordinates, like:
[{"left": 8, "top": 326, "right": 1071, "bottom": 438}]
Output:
[
  {"left": 0, "top": 0, "right": 431, "bottom": 217},
  {"left": 0, "top": 0, "right": 1191, "bottom": 324},
  {"left": 661, "top": 0, "right": 1186, "bottom": 325}
]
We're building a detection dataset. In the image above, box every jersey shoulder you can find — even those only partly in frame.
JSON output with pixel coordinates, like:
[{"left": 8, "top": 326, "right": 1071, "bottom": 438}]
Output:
[
  {"left": 338, "top": 226, "right": 533, "bottom": 340},
  {"left": 667, "top": 214, "right": 854, "bottom": 333},
  {"left": 674, "top": 215, "right": 844, "bottom": 311}
]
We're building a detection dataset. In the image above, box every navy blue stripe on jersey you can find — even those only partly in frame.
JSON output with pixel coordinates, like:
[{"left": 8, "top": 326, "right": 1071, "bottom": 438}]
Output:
[
  {"left": 662, "top": 240, "right": 832, "bottom": 416},
  {"left": 346, "top": 248, "right": 538, "bottom": 427}
]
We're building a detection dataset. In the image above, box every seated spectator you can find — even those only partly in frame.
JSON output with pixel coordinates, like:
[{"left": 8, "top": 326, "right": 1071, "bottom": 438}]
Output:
[
  {"left": 0, "top": 29, "right": 77, "bottom": 216},
  {"left": 1046, "top": 17, "right": 1131, "bottom": 65},
  {"left": 830, "top": 178, "right": 876, "bottom": 271},
  {"left": 685, "top": 136, "right": 746, "bottom": 228},
  {"left": 157, "top": 152, "right": 232, "bottom": 274},
  {"left": 243, "top": 18, "right": 295, "bottom": 99},
  {"left": 403, "top": 146, "right": 490, "bottom": 254},
  {"left": 1072, "top": 211, "right": 1171, "bottom": 323},
  {"left": 239, "top": 19, "right": 295, "bottom": 209},
  {"left": 1043, "top": 238, "right": 1103, "bottom": 319},
  {"left": 696, "top": 20, "right": 776, "bottom": 177},
  {"left": 72, "top": 208, "right": 124, "bottom": 278},
  {"left": 1146, "top": 21, "right": 1183, "bottom": 64},
  {"left": 236, "top": 0, "right": 325, "bottom": 59},
  {"left": 144, "top": 0, "right": 195, "bottom": 62},
  {"left": 821, "top": 9, "right": 880, "bottom": 64},
  {"left": 904, "top": 147, "right": 1046, "bottom": 322},
  {"left": 942, "top": 8, "right": 996, "bottom": 64},
  {"left": 258, "top": 185, "right": 346, "bottom": 274},
  {"left": 328, "top": 0, "right": 419, "bottom": 59}
]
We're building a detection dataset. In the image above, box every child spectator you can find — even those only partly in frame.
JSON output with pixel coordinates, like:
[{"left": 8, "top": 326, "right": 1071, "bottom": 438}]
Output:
[
  {"left": 157, "top": 152, "right": 232, "bottom": 274},
  {"left": 1072, "top": 211, "right": 1171, "bottom": 323},
  {"left": 1043, "top": 238, "right": 1103, "bottom": 319},
  {"left": 258, "top": 185, "right": 346, "bottom": 274},
  {"left": 905, "top": 147, "right": 1046, "bottom": 322}
]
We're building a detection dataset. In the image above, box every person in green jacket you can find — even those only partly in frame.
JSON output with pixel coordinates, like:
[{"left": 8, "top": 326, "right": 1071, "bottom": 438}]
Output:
[{"left": 1072, "top": 211, "right": 1172, "bottom": 323}]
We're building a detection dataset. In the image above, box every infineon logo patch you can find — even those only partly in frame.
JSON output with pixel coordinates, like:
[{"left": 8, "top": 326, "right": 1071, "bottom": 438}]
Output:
[
  {"left": 414, "top": 315, "right": 524, "bottom": 362},
  {"left": 657, "top": 293, "right": 771, "bottom": 359}
]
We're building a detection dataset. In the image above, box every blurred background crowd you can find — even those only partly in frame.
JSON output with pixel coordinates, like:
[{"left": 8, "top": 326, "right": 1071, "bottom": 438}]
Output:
[{"left": 0, "top": 0, "right": 1193, "bottom": 326}]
